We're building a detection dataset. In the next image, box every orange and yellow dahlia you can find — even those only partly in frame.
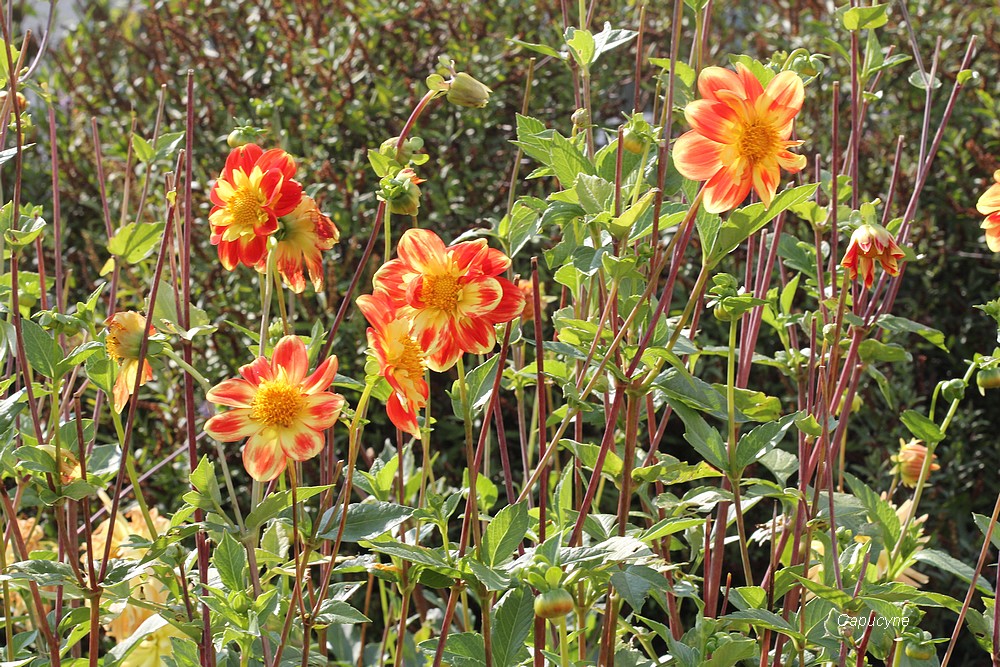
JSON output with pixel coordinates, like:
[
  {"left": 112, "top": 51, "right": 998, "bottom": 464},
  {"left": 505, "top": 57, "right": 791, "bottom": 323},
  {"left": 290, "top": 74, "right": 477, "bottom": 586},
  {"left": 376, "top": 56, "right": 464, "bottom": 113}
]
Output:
[
  {"left": 208, "top": 144, "right": 303, "bottom": 270},
  {"left": 976, "top": 169, "right": 1000, "bottom": 252},
  {"left": 373, "top": 229, "right": 524, "bottom": 372},
  {"left": 204, "top": 336, "right": 344, "bottom": 481},
  {"left": 673, "top": 64, "right": 807, "bottom": 213},
  {"left": 892, "top": 438, "right": 940, "bottom": 488},
  {"left": 841, "top": 223, "right": 905, "bottom": 289},
  {"left": 258, "top": 195, "right": 340, "bottom": 293},
  {"left": 105, "top": 311, "right": 154, "bottom": 414},
  {"left": 357, "top": 290, "right": 429, "bottom": 439}
]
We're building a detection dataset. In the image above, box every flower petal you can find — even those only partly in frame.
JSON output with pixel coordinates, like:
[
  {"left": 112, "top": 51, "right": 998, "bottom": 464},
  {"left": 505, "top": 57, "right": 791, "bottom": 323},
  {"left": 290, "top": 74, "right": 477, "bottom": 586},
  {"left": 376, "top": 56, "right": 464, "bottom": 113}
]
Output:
[
  {"left": 977, "top": 183, "right": 1000, "bottom": 216},
  {"left": 457, "top": 277, "right": 503, "bottom": 317},
  {"left": 684, "top": 99, "right": 741, "bottom": 144},
  {"left": 271, "top": 335, "right": 309, "bottom": 383},
  {"left": 239, "top": 234, "right": 268, "bottom": 267},
  {"left": 239, "top": 356, "right": 272, "bottom": 385},
  {"left": 734, "top": 63, "right": 765, "bottom": 100},
  {"left": 673, "top": 131, "right": 725, "bottom": 182},
  {"left": 485, "top": 278, "right": 525, "bottom": 324},
  {"left": 279, "top": 427, "right": 325, "bottom": 462},
  {"left": 356, "top": 291, "right": 396, "bottom": 331},
  {"left": 703, "top": 160, "right": 752, "bottom": 214},
  {"left": 206, "top": 378, "right": 256, "bottom": 408},
  {"left": 299, "top": 392, "right": 344, "bottom": 430},
  {"left": 751, "top": 161, "right": 781, "bottom": 209},
  {"left": 301, "top": 356, "right": 340, "bottom": 395},
  {"left": 397, "top": 228, "right": 447, "bottom": 272},
  {"left": 697, "top": 66, "right": 747, "bottom": 102},
  {"left": 204, "top": 409, "right": 258, "bottom": 441},
  {"left": 242, "top": 431, "right": 287, "bottom": 482},
  {"left": 763, "top": 70, "right": 805, "bottom": 116},
  {"left": 386, "top": 392, "right": 421, "bottom": 439}
]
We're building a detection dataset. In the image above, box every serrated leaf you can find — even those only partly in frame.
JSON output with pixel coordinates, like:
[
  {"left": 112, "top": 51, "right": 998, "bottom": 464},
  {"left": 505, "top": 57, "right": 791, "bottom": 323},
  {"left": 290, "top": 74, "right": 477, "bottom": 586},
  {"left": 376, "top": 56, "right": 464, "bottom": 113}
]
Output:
[
  {"left": 842, "top": 4, "right": 889, "bottom": 30},
  {"left": 900, "top": 410, "right": 943, "bottom": 446},
  {"left": 451, "top": 354, "right": 500, "bottom": 418},
  {"left": 490, "top": 587, "right": 533, "bottom": 667},
  {"left": 483, "top": 501, "right": 528, "bottom": 567},
  {"left": 20, "top": 319, "right": 61, "bottom": 378},
  {"left": 317, "top": 501, "right": 413, "bottom": 542},
  {"left": 107, "top": 222, "right": 165, "bottom": 264},
  {"left": 213, "top": 532, "right": 247, "bottom": 592}
]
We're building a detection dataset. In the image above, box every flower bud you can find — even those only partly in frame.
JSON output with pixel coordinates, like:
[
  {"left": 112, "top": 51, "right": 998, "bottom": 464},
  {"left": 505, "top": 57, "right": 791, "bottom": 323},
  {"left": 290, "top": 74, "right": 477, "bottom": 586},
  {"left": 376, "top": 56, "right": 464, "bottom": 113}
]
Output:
[
  {"left": 446, "top": 72, "right": 492, "bottom": 108},
  {"left": 976, "top": 367, "right": 1000, "bottom": 395},
  {"left": 227, "top": 127, "right": 263, "bottom": 148},
  {"left": 379, "top": 136, "right": 424, "bottom": 165},
  {"left": 571, "top": 108, "right": 591, "bottom": 129},
  {"left": 534, "top": 589, "right": 574, "bottom": 619},
  {"left": 378, "top": 168, "right": 424, "bottom": 216}
]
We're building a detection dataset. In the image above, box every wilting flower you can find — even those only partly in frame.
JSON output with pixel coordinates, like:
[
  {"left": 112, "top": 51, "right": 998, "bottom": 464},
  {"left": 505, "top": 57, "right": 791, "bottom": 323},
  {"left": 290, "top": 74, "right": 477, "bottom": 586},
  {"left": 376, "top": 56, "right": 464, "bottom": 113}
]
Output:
[
  {"left": 373, "top": 229, "right": 524, "bottom": 372},
  {"left": 258, "top": 195, "right": 340, "bottom": 293},
  {"left": 357, "top": 290, "right": 429, "bottom": 439},
  {"left": 841, "top": 223, "right": 905, "bottom": 289},
  {"left": 892, "top": 438, "right": 940, "bottom": 488},
  {"left": 105, "top": 312, "right": 155, "bottom": 414},
  {"left": 976, "top": 169, "right": 1000, "bottom": 252},
  {"left": 673, "top": 64, "right": 807, "bottom": 213},
  {"left": 204, "top": 336, "right": 344, "bottom": 481},
  {"left": 208, "top": 144, "right": 303, "bottom": 270}
]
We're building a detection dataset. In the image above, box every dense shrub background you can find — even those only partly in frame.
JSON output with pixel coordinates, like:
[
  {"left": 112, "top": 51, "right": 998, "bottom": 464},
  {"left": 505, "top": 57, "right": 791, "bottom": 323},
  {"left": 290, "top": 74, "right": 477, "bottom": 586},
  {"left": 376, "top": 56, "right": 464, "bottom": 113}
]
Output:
[{"left": 18, "top": 0, "right": 999, "bottom": 657}]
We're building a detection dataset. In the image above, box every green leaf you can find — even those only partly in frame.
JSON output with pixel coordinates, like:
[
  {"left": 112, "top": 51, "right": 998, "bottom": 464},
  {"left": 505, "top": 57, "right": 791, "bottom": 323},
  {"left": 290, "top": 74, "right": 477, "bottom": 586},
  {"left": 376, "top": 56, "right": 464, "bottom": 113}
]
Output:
[
  {"left": 973, "top": 513, "right": 1000, "bottom": 551},
  {"left": 608, "top": 190, "right": 655, "bottom": 241},
  {"left": 875, "top": 314, "right": 948, "bottom": 351},
  {"left": 843, "top": 472, "right": 900, "bottom": 545},
  {"left": 3, "top": 214, "right": 46, "bottom": 249},
  {"left": 451, "top": 354, "right": 500, "bottom": 418},
  {"left": 560, "top": 439, "right": 624, "bottom": 479},
  {"left": 317, "top": 501, "right": 413, "bottom": 542},
  {"left": 908, "top": 70, "right": 942, "bottom": 90},
  {"left": 483, "top": 501, "right": 529, "bottom": 567},
  {"left": 548, "top": 132, "right": 594, "bottom": 188},
  {"left": 490, "top": 587, "right": 534, "bottom": 667},
  {"left": 842, "top": 4, "right": 889, "bottom": 30},
  {"left": 703, "top": 637, "right": 757, "bottom": 667},
  {"left": 914, "top": 549, "right": 993, "bottom": 594},
  {"left": 564, "top": 27, "right": 596, "bottom": 69},
  {"left": 132, "top": 134, "right": 154, "bottom": 163},
  {"left": 420, "top": 633, "right": 486, "bottom": 667},
  {"left": 20, "top": 319, "right": 62, "bottom": 378},
  {"left": 368, "top": 541, "right": 453, "bottom": 570},
  {"left": 900, "top": 410, "right": 944, "bottom": 446},
  {"left": 575, "top": 174, "right": 614, "bottom": 215},
  {"left": 734, "top": 412, "right": 799, "bottom": 474},
  {"left": 508, "top": 38, "right": 564, "bottom": 60},
  {"left": 610, "top": 564, "right": 661, "bottom": 612},
  {"left": 591, "top": 23, "right": 638, "bottom": 62},
  {"left": 313, "top": 598, "right": 371, "bottom": 625},
  {"left": 498, "top": 199, "right": 541, "bottom": 257},
  {"left": 723, "top": 609, "right": 805, "bottom": 642},
  {"left": 245, "top": 485, "right": 330, "bottom": 534},
  {"left": 858, "top": 339, "right": 910, "bottom": 363},
  {"left": 705, "top": 184, "right": 819, "bottom": 268},
  {"left": 213, "top": 532, "right": 247, "bottom": 592},
  {"left": 667, "top": 402, "right": 728, "bottom": 472},
  {"left": 107, "top": 222, "right": 166, "bottom": 264}
]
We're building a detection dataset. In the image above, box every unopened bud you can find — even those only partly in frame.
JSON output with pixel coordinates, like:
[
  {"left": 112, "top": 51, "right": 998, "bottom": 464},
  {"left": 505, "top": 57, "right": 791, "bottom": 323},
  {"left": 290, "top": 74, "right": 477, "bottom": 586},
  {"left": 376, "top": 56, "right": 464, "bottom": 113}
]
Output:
[{"left": 446, "top": 72, "right": 492, "bottom": 109}]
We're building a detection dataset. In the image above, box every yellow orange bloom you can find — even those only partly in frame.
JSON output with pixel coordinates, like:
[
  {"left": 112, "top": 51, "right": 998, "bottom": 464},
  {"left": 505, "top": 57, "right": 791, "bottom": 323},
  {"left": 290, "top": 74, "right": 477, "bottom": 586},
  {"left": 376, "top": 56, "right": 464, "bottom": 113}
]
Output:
[
  {"left": 840, "top": 223, "right": 905, "bottom": 289},
  {"left": 893, "top": 438, "right": 940, "bottom": 488},
  {"left": 204, "top": 336, "right": 344, "bottom": 481},
  {"left": 209, "top": 144, "right": 303, "bottom": 270},
  {"left": 257, "top": 195, "right": 340, "bottom": 293},
  {"left": 105, "top": 311, "right": 155, "bottom": 414},
  {"left": 673, "top": 64, "right": 807, "bottom": 213},
  {"left": 357, "top": 290, "right": 429, "bottom": 439},
  {"left": 517, "top": 279, "right": 536, "bottom": 323},
  {"left": 373, "top": 229, "right": 524, "bottom": 372},
  {"left": 976, "top": 169, "right": 1000, "bottom": 252}
]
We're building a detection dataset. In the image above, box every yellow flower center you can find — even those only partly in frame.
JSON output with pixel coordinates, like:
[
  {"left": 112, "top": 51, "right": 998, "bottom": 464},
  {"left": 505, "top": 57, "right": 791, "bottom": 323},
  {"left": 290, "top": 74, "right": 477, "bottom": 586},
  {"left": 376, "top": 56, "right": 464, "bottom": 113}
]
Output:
[
  {"left": 422, "top": 273, "right": 461, "bottom": 311},
  {"left": 228, "top": 184, "right": 267, "bottom": 232},
  {"left": 737, "top": 120, "right": 778, "bottom": 165},
  {"left": 396, "top": 335, "right": 425, "bottom": 379},
  {"left": 249, "top": 379, "right": 303, "bottom": 428}
]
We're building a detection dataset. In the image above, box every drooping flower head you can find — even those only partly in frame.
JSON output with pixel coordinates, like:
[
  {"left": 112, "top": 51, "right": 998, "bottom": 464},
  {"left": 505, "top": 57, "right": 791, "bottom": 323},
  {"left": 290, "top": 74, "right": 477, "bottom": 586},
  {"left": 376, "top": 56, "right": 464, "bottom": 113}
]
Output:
[
  {"left": 204, "top": 336, "right": 344, "bottom": 481},
  {"left": 892, "top": 438, "right": 940, "bottom": 488},
  {"left": 373, "top": 229, "right": 524, "bottom": 372},
  {"left": 209, "top": 144, "right": 303, "bottom": 270},
  {"left": 105, "top": 311, "right": 155, "bottom": 414},
  {"left": 976, "top": 168, "right": 1000, "bottom": 252},
  {"left": 357, "top": 290, "right": 429, "bottom": 439},
  {"left": 841, "top": 223, "right": 905, "bottom": 289},
  {"left": 673, "top": 64, "right": 807, "bottom": 213},
  {"left": 257, "top": 195, "right": 340, "bottom": 293}
]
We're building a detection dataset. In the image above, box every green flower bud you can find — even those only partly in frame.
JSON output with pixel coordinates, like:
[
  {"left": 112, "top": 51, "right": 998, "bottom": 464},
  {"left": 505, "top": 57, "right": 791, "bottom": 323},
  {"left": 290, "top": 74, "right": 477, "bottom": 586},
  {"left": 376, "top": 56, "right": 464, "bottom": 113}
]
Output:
[
  {"left": 377, "top": 168, "right": 423, "bottom": 216},
  {"left": 533, "top": 589, "right": 574, "bottom": 619},
  {"left": 977, "top": 367, "right": 1000, "bottom": 394},
  {"left": 571, "top": 108, "right": 591, "bottom": 129},
  {"left": 446, "top": 72, "right": 492, "bottom": 108},
  {"left": 379, "top": 136, "right": 425, "bottom": 165}
]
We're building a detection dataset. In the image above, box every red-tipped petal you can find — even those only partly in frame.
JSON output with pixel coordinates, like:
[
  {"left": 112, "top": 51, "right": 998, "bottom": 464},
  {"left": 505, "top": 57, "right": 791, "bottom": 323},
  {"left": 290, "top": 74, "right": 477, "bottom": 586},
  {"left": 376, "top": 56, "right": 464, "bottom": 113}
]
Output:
[
  {"left": 751, "top": 161, "right": 781, "bottom": 209},
  {"left": 703, "top": 161, "right": 752, "bottom": 214},
  {"left": 218, "top": 239, "right": 241, "bottom": 271},
  {"left": 386, "top": 392, "right": 421, "bottom": 439},
  {"left": 357, "top": 291, "right": 397, "bottom": 331},
  {"left": 227, "top": 144, "right": 263, "bottom": 176},
  {"left": 372, "top": 259, "right": 412, "bottom": 304},
  {"left": 684, "top": 99, "right": 741, "bottom": 144},
  {"left": 243, "top": 432, "right": 287, "bottom": 482},
  {"left": 239, "top": 356, "right": 272, "bottom": 385},
  {"left": 271, "top": 335, "right": 309, "bottom": 383},
  {"left": 734, "top": 63, "right": 765, "bottom": 101},
  {"left": 271, "top": 178, "right": 304, "bottom": 217},
  {"left": 397, "top": 228, "right": 447, "bottom": 272},
  {"left": 299, "top": 392, "right": 344, "bottom": 431},
  {"left": 456, "top": 277, "right": 503, "bottom": 318},
  {"left": 449, "top": 239, "right": 490, "bottom": 275},
  {"left": 240, "top": 235, "right": 268, "bottom": 267},
  {"left": 204, "top": 409, "right": 258, "bottom": 442},
  {"left": 301, "top": 356, "right": 340, "bottom": 395},
  {"left": 451, "top": 317, "right": 496, "bottom": 355},
  {"left": 423, "top": 333, "right": 463, "bottom": 373},
  {"left": 763, "top": 70, "right": 805, "bottom": 115},
  {"left": 207, "top": 378, "right": 256, "bottom": 408},
  {"left": 487, "top": 278, "right": 526, "bottom": 324},
  {"left": 280, "top": 427, "right": 325, "bottom": 462},
  {"left": 257, "top": 148, "right": 297, "bottom": 179},
  {"left": 672, "top": 131, "right": 725, "bottom": 182}
]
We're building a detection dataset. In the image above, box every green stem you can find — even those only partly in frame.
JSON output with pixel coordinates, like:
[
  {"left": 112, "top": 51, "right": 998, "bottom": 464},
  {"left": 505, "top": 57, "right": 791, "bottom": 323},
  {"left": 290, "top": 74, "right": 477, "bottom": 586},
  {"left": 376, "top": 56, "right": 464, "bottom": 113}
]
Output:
[
  {"left": 726, "top": 316, "right": 754, "bottom": 586},
  {"left": 109, "top": 409, "right": 158, "bottom": 538},
  {"left": 559, "top": 617, "right": 571, "bottom": 667},
  {"left": 162, "top": 347, "right": 212, "bottom": 394},
  {"left": 258, "top": 247, "right": 275, "bottom": 355},
  {"left": 455, "top": 357, "right": 482, "bottom": 553}
]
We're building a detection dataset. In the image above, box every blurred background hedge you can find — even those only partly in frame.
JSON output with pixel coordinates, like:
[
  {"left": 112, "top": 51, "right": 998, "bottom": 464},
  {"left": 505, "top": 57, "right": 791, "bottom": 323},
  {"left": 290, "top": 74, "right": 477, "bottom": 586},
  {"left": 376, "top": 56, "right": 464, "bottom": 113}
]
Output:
[{"left": 17, "top": 0, "right": 999, "bottom": 655}]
